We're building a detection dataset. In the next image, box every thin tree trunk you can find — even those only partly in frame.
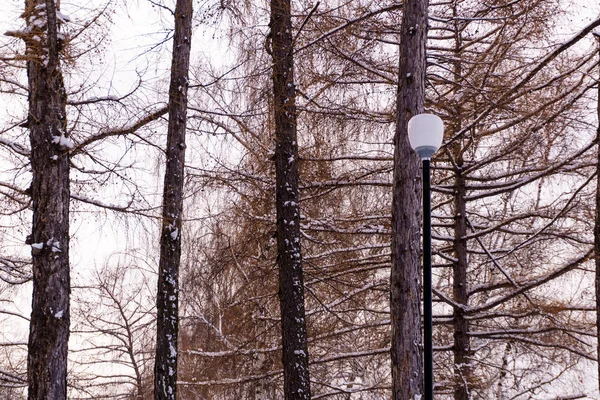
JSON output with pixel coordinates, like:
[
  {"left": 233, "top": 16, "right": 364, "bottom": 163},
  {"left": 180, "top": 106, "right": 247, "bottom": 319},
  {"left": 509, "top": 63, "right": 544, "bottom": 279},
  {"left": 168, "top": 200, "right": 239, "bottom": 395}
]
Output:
[
  {"left": 270, "top": 0, "right": 311, "bottom": 398},
  {"left": 391, "top": 0, "right": 430, "bottom": 398},
  {"left": 451, "top": 5, "right": 471, "bottom": 397},
  {"left": 496, "top": 342, "right": 511, "bottom": 399},
  {"left": 595, "top": 32, "right": 600, "bottom": 398},
  {"left": 154, "top": 1, "right": 193, "bottom": 398},
  {"left": 453, "top": 172, "right": 471, "bottom": 400},
  {"left": 26, "top": 0, "right": 71, "bottom": 398}
]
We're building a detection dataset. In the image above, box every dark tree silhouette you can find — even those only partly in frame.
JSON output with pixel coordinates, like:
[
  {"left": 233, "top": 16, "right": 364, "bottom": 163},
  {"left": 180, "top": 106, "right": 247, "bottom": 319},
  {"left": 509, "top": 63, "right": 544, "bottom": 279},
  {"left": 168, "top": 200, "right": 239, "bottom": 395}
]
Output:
[
  {"left": 270, "top": 0, "right": 311, "bottom": 398},
  {"left": 154, "top": 0, "right": 193, "bottom": 399}
]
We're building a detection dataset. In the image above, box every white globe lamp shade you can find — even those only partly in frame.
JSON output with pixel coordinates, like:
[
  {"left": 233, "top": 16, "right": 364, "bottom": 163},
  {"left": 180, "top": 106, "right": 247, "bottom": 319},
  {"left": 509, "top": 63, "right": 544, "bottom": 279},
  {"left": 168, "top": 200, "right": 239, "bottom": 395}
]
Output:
[{"left": 408, "top": 114, "right": 444, "bottom": 159}]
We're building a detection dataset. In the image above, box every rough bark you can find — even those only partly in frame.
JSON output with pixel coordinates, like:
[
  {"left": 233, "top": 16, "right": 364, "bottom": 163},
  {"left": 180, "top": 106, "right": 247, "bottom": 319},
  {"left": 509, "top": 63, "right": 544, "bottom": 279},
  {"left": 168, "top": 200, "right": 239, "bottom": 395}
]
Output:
[
  {"left": 453, "top": 172, "right": 471, "bottom": 400},
  {"left": 595, "top": 33, "right": 600, "bottom": 398},
  {"left": 390, "top": 0, "right": 430, "bottom": 398},
  {"left": 270, "top": 0, "right": 311, "bottom": 398},
  {"left": 25, "top": 0, "right": 71, "bottom": 398},
  {"left": 450, "top": 5, "right": 471, "bottom": 397},
  {"left": 154, "top": 1, "right": 193, "bottom": 399}
]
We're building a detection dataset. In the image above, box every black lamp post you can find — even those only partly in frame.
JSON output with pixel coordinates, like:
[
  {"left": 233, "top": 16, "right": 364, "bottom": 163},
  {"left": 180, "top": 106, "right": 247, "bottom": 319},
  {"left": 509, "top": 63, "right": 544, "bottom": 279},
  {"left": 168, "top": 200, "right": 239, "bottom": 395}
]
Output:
[{"left": 408, "top": 114, "right": 444, "bottom": 400}]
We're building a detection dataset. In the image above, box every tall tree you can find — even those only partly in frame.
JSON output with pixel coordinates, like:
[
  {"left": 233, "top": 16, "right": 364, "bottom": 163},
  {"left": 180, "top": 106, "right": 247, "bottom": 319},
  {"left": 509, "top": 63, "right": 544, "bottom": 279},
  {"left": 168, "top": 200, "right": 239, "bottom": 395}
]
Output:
[
  {"left": 270, "top": 0, "right": 311, "bottom": 398},
  {"left": 154, "top": 0, "right": 193, "bottom": 399},
  {"left": 391, "top": 0, "right": 429, "bottom": 398},
  {"left": 20, "top": 0, "right": 73, "bottom": 398},
  {"left": 1, "top": 1, "right": 171, "bottom": 396},
  {"left": 595, "top": 30, "right": 600, "bottom": 397},
  {"left": 178, "top": 2, "right": 400, "bottom": 397},
  {"left": 427, "top": 1, "right": 600, "bottom": 397}
]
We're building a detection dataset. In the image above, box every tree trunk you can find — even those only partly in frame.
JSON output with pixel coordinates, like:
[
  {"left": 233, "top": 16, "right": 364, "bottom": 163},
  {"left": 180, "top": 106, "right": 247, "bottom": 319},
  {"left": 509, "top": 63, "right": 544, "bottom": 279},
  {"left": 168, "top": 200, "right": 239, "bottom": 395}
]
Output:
[
  {"left": 26, "top": 0, "right": 71, "bottom": 398},
  {"left": 453, "top": 171, "right": 471, "bottom": 400},
  {"left": 595, "top": 33, "right": 600, "bottom": 398},
  {"left": 154, "top": 1, "right": 193, "bottom": 399},
  {"left": 270, "top": 0, "right": 311, "bottom": 398},
  {"left": 450, "top": 5, "right": 471, "bottom": 397},
  {"left": 390, "top": 0, "right": 430, "bottom": 398}
]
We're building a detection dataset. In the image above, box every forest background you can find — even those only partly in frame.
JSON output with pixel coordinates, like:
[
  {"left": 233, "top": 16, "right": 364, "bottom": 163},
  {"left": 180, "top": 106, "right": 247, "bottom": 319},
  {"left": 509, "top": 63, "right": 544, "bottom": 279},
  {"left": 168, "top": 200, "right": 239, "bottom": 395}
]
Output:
[{"left": 2, "top": 0, "right": 600, "bottom": 398}]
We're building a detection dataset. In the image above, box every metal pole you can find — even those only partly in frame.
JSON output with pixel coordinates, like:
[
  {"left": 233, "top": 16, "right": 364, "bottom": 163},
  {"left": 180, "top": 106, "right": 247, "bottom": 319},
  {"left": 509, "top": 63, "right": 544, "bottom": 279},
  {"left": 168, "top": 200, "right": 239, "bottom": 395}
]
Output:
[{"left": 423, "top": 158, "right": 433, "bottom": 400}]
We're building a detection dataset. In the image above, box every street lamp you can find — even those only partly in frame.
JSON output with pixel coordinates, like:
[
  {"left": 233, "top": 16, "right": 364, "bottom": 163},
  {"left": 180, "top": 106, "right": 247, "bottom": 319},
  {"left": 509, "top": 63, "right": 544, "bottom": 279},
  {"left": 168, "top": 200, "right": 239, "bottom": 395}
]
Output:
[{"left": 408, "top": 113, "right": 444, "bottom": 400}]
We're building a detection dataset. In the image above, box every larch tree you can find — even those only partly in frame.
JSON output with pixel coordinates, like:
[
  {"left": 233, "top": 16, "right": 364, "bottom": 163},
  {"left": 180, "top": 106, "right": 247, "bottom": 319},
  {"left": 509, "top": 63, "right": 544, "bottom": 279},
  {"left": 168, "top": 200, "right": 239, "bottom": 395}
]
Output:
[
  {"left": 16, "top": 0, "right": 73, "bottom": 398},
  {"left": 270, "top": 0, "right": 312, "bottom": 398},
  {"left": 390, "top": 0, "right": 429, "bottom": 398},
  {"left": 154, "top": 0, "right": 193, "bottom": 399},
  {"left": 177, "top": 0, "right": 397, "bottom": 397},
  {"left": 427, "top": 0, "right": 600, "bottom": 397},
  {"left": 0, "top": 1, "right": 168, "bottom": 396},
  {"left": 175, "top": 1, "right": 414, "bottom": 398},
  {"left": 22, "top": 0, "right": 596, "bottom": 398},
  {"left": 595, "top": 29, "right": 600, "bottom": 397},
  {"left": 1, "top": 0, "right": 195, "bottom": 398}
]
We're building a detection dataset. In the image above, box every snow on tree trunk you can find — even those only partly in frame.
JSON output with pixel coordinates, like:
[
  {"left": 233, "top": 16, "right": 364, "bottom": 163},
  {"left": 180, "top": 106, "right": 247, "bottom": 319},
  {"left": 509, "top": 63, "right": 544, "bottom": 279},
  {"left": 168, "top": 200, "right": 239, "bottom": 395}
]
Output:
[
  {"left": 453, "top": 172, "right": 471, "bottom": 400},
  {"left": 270, "top": 0, "right": 311, "bottom": 398},
  {"left": 448, "top": 8, "right": 471, "bottom": 396},
  {"left": 154, "top": 1, "right": 193, "bottom": 399},
  {"left": 25, "top": 0, "right": 71, "bottom": 398},
  {"left": 595, "top": 33, "right": 600, "bottom": 399},
  {"left": 390, "top": 0, "right": 429, "bottom": 398}
]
